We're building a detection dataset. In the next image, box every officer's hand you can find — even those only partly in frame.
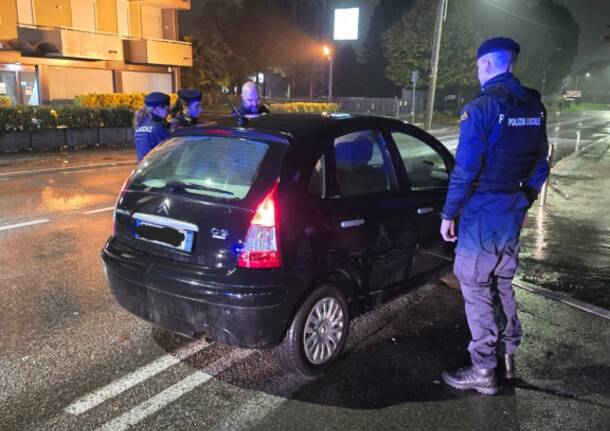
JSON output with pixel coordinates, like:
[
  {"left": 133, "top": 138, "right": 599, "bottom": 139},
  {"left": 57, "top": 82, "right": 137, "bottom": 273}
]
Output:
[{"left": 440, "top": 219, "right": 457, "bottom": 242}]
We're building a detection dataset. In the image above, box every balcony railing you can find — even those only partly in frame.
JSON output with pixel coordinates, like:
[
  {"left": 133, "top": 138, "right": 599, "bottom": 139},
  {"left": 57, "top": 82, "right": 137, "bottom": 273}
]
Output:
[
  {"left": 17, "top": 25, "right": 123, "bottom": 61},
  {"left": 14, "top": 25, "right": 192, "bottom": 67},
  {"left": 130, "top": 0, "right": 191, "bottom": 10},
  {"left": 123, "top": 37, "right": 192, "bottom": 67}
]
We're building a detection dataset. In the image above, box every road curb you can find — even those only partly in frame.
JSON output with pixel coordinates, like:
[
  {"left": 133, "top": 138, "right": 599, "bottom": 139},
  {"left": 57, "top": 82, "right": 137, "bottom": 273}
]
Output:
[
  {"left": 0, "top": 161, "right": 136, "bottom": 179},
  {"left": 551, "top": 136, "right": 610, "bottom": 172},
  {"left": 515, "top": 279, "right": 610, "bottom": 321}
]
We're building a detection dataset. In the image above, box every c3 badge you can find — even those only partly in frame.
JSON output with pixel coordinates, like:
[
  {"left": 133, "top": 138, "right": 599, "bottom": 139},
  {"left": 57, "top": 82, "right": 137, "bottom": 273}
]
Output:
[{"left": 460, "top": 111, "right": 469, "bottom": 121}]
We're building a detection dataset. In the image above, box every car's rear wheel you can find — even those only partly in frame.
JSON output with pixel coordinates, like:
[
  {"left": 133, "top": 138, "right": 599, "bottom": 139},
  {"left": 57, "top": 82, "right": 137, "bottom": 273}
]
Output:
[{"left": 276, "top": 284, "right": 350, "bottom": 377}]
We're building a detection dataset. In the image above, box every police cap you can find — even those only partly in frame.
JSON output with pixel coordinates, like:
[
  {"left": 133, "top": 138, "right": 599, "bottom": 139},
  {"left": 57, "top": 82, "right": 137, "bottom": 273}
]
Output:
[
  {"left": 477, "top": 37, "right": 520, "bottom": 59},
  {"left": 144, "top": 92, "right": 170, "bottom": 107},
  {"left": 178, "top": 89, "right": 202, "bottom": 102}
]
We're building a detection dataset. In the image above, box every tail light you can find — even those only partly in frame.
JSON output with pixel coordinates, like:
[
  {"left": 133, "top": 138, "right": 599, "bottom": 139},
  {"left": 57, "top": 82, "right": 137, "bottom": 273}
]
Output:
[
  {"left": 238, "top": 183, "right": 281, "bottom": 269},
  {"left": 112, "top": 175, "right": 131, "bottom": 237}
]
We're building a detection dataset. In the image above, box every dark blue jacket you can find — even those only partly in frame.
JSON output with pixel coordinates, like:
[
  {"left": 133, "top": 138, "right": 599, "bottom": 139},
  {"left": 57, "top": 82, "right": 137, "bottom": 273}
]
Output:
[
  {"left": 134, "top": 115, "right": 170, "bottom": 161},
  {"left": 442, "top": 73, "right": 550, "bottom": 255},
  {"left": 232, "top": 103, "right": 270, "bottom": 117}
]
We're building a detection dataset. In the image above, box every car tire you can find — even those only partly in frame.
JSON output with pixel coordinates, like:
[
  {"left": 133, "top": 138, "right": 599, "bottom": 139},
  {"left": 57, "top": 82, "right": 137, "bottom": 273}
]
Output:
[{"left": 276, "top": 284, "right": 350, "bottom": 377}]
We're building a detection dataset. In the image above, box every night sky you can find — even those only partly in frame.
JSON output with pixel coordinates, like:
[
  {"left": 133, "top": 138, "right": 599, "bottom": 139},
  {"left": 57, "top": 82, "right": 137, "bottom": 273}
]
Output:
[
  {"left": 180, "top": 0, "right": 609, "bottom": 72},
  {"left": 555, "top": 0, "right": 610, "bottom": 71}
]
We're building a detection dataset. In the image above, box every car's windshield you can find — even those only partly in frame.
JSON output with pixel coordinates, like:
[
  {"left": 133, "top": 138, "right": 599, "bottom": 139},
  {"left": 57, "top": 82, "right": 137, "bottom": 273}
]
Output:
[{"left": 130, "top": 136, "right": 269, "bottom": 200}]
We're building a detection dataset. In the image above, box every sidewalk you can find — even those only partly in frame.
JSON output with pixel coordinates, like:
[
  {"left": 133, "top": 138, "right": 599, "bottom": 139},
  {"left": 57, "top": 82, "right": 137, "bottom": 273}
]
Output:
[
  {"left": 519, "top": 136, "right": 610, "bottom": 310},
  {"left": 262, "top": 279, "right": 609, "bottom": 430}
]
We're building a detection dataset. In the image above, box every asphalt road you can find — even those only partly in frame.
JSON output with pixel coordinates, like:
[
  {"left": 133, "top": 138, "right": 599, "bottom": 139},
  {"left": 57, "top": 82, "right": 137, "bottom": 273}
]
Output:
[
  {"left": 432, "top": 110, "right": 610, "bottom": 166},
  {"left": 0, "top": 111, "right": 608, "bottom": 430}
]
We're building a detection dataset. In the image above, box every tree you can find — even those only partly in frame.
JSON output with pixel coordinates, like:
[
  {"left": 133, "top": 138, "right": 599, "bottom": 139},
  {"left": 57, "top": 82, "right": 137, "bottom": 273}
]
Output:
[
  {"left": 185, "top": 0, "right": 323, "bottom": 97},
  {"left": 226, "top": 0, "right": 331, "bottom": 97},
  {"left": 361, "top": 0, "right": 415, "bottom": 97},
  {"left": 180, "top": 0, "right": 249, "bottom": 101},
  {"left": 470, "top": 0, "right": 579, "bottom": 94},
  {"left": 513, "top": 1, "right": 579, "bottom": 94},
  {"left": 383, "top": 0, "right": 480, "bottom": 90},
  {"left": 334, "top": 45, "right": 365, "bottom": 97}
]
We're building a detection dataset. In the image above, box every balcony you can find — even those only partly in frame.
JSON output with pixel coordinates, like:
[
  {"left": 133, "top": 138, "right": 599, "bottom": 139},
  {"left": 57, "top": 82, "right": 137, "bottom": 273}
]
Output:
[
  {"left": 131, "top": 0, "right": 191, "bottom": 10},
  {"left": 17, "top": 25, "right": 123, "bottom": 61},
  {"left": 123, "top": 38, "right": 192, "bottom": 67}
]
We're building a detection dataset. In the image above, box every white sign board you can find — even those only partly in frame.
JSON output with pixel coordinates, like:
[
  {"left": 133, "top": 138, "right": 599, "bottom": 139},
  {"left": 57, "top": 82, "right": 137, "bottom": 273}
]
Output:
[
  {"left": 334, "top": 8, "right": 359, "bottom": 41},
  {"left": 0, "top": 82, "right": 6, "bottom": 94}
]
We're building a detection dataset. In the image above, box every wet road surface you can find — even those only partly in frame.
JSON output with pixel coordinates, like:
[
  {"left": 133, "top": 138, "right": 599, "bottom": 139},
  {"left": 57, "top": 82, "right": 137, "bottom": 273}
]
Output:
[
  {"left": 519, "top": 135, "right": 610, "bottom": 309},
  {"left": 0, "top": 111, "right": 608, "bottom": 430},
  {"left": 435, "top": 110, "right": 610, "bottom": 309},
  {"left": 433, "top": 109, "right": 610, "bottom": 168}
]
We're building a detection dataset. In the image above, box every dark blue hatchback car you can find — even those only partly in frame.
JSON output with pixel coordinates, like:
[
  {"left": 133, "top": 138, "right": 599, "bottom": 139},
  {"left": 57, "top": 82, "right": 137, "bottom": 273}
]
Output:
[{"left": 102, "top": 113, "right": 455, "bottom": 376}]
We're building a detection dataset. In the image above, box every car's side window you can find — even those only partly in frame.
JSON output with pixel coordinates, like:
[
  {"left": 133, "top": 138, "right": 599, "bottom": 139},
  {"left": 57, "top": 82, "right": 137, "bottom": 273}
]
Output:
[
  {"left": 307, "top": 154, "right": 325, "bottom": 198},
  {"left": 392, "top": 132, "right": 449, "bottom": 189},
  {"left": 333, "top": 130, "right": 393, "bottom": 197}
]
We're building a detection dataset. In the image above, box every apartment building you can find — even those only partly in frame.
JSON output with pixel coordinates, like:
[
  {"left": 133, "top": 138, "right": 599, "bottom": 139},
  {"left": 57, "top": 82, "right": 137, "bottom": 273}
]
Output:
[{"left": 0, "top": 0, "right": 193, "bottom": 104}]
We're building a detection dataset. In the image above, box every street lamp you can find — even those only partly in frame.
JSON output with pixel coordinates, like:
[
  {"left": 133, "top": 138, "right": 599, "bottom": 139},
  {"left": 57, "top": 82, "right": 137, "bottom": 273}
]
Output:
[
  {"left": 323, "top": 45, "right": 333, "bottom": 101},
  {"left": 425, "top": 0, "right": 449, "bottom": 131}
]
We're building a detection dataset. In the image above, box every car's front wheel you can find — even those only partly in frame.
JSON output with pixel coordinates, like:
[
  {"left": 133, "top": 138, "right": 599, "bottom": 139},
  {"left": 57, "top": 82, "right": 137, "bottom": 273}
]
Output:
[{"left": 276, "top": 284, "right": 350, "bottom": 377}]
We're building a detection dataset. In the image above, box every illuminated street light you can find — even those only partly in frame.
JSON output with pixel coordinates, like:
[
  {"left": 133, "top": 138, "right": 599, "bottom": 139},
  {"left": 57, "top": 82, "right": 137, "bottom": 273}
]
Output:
[{"left": 585, "top": 72, "right": 591, "bottom": 78}]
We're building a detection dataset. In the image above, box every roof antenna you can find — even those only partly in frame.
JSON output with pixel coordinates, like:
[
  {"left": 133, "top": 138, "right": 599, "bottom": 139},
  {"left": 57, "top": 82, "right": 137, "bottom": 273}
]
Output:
[{"left": 228, "top": 98, "right": 249, "bottom": 127}]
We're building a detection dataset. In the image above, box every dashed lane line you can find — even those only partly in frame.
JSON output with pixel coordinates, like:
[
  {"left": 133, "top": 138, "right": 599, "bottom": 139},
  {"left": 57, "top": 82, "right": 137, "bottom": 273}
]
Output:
[
  {"left": 83, "top": 206, "right": 115, "bottom": 215},
  {"left": 0, "top": 219, "right": 50, "bottom": 232},
  {"left": 65, "top": 339, "right": 211, "bottom": 416},
  {"left": 1, "top": 206, "right": 114, "bottom": 233},
  {"left": 0, "top": 161, "right": 135, "bottom": 179},
  {"left": 94, "top": 348, "right": 254, "bottom": 431}
]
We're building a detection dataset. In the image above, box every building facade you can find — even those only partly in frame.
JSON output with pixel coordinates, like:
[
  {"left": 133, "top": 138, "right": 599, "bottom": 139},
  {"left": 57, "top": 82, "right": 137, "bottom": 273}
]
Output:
[{"left": 0, "top": 0, "right": 193, "bottom": 104}]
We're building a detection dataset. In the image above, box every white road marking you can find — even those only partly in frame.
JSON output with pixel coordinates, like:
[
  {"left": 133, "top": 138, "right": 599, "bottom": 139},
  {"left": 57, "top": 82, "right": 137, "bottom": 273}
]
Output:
[
  {"left": 208, "top": 373, "right": 303, "bottom": 431},
  {"left": 0, "top": 219, "right": 50, "bottom": 232},
  {"left": 549, "top": 137, "right": 593, "bottom": 146},
  {"left": 65, "top": 339, "right": 212, "bottom": 416},
  {"left": 95, "top": 348, "right": 254, "bottom": 431},
  {"left": 0, "top": 161, "right": 135, "bottom": 179},
  {"left": 209, "top": 284, "right": 437, "bottom": 431},
  {"left": 84, "top": 206, "right": 115, "bottom": 215}
]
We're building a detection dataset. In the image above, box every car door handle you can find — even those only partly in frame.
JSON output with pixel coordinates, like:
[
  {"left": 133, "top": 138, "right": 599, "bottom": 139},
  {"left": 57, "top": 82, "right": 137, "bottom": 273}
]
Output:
[
  {"left": 341, "top": 219, "right": 365, "bottom": 228},
  {"left": 417, "top": 207, "right": 434, "bottom": 215}
]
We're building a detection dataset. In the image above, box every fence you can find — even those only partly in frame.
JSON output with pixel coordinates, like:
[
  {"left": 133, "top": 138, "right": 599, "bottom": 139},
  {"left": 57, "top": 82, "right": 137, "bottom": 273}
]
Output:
[{"left": 267, "top": 93, "right": 428, "bottom": 118}]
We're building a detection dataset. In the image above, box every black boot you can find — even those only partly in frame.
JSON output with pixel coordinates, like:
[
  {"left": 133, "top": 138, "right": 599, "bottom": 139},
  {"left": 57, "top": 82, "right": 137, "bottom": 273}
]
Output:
[{"left": 441, "top": 366, "right": 500, "bottom": 395}]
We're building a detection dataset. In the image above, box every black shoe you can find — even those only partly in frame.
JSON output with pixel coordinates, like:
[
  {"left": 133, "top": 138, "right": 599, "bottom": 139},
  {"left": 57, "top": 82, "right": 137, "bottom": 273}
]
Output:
[
  {"left": 441, "top": 366, "right": 500, "bottom": 395},
  {"left": 495, "top": 353, "right": 515, "bottom": 380}
]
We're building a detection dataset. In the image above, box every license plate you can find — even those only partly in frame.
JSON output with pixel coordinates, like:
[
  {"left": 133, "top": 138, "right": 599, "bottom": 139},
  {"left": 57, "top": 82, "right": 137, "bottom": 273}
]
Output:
[{"left": 133, "top": 218, "right": 195, "bottom": 253}]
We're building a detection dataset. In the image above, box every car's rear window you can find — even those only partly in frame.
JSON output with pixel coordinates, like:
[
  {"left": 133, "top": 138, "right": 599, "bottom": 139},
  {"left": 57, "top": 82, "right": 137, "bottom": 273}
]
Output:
[{"left": 130, "top": 136, "right": 269, "bottom": 200}]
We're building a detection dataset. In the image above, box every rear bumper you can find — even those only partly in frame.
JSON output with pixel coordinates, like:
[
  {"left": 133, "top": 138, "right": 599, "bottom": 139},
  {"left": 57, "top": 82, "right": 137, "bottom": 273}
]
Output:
[{"left": 101, "top": 237, "right": 306, "bottom": 348}]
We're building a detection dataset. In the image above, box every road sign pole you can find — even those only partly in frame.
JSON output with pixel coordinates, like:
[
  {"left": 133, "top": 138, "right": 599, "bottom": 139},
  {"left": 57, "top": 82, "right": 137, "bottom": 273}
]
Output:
[
  {"left": 411, "top": 70, "right": 419, "bottom": 124},
  {"left": 539, "top": 144, "right": 556, "bottom": 208}
]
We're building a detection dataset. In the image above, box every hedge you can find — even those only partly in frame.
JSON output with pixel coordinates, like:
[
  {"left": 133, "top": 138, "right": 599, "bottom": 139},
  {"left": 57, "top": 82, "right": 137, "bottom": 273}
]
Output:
[
  {"left": 75, "top": 92, "right": 178, "bottom": 109},
  {"left": 0, "top": 100, "right": 341, "bottom": 131},
  {"left": 0, "top": 96, "right": 11, "bottom": 107},
  {"left": 0, "top": 105, "right": 133, "bottom": 131},
  {"left": 268, "top": 102, "right": 339, "bottom": 113}
]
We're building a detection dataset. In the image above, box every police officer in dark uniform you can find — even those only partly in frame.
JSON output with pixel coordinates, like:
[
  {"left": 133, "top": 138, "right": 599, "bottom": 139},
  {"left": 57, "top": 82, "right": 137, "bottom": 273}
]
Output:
[
  {"left": 170, "top": 89, "right": 202, "bottom": 131},
  {"left": 440, "top": 37, "right": 550, "bottom": 395},
  {"left": 233, "top": 80, "right": 270, "bottom": 117},
  {"left": 134, "top": 92, "right": 170, "bottom": 162}
]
